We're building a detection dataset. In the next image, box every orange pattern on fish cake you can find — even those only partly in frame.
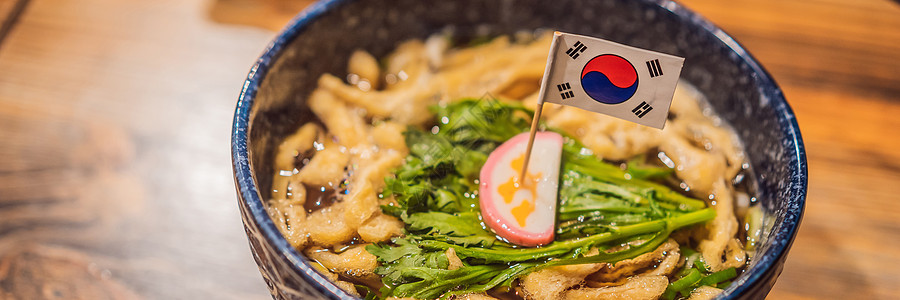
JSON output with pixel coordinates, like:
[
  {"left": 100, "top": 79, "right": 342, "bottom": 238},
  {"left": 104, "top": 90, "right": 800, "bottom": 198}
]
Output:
[{"left": 497, "top": 153, "right": 542, "bottom": 227}]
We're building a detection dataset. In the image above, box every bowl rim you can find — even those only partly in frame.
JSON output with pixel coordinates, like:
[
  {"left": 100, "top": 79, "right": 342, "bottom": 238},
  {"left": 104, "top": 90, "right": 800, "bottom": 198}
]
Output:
[{"left": 231, "top": 0, "right": 808, "bottom": 299}]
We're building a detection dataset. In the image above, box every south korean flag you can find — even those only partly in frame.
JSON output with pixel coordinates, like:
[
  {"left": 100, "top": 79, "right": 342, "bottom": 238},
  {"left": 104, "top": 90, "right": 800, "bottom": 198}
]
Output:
[{"left": 538, "top": 32, "right": 684, "bottom": 129}]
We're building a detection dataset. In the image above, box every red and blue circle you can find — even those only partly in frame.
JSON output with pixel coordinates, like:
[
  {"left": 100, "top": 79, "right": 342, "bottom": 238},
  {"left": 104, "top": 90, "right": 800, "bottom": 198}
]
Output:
[{"left": 580, "top": 54, "right": 639, "bottom": 104}]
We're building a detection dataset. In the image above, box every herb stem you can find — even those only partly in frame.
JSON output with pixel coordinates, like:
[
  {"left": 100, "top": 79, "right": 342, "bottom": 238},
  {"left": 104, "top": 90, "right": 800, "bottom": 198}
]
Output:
[{"left": 419, "top": 208, "right": 714, "bottom": 263}]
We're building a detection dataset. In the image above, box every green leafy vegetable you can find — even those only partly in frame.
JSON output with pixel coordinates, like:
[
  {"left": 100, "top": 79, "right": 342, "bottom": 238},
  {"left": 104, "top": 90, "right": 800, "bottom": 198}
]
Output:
[
  {"left": 356, "top": 285, "right": 378, "bottom": 300},
  {"left": 368, "top": 99, "right": 717, "bottom": 299},
  {"left": 662, "top": 247, "right": 740, "bottom": 299},
  {"left": 662, "top": 268, "right": 703, "bottom": 300},
  {"left": 701, "top": 268, "right": 738, "bottom": 287},
  {"left": 405, "top": 212, "right": 498, "bottom": 247}
]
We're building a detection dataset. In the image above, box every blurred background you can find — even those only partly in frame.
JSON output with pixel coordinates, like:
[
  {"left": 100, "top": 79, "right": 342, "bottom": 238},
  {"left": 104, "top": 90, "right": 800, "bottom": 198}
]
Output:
[{"left": 0, "top": 0, "right": 897, "bottom": 299}]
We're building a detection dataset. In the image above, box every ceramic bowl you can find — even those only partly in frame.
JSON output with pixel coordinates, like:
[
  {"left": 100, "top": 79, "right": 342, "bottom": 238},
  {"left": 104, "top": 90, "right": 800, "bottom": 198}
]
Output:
[{"left": 231, "top": 0, "right": 808, "bottom": 299}]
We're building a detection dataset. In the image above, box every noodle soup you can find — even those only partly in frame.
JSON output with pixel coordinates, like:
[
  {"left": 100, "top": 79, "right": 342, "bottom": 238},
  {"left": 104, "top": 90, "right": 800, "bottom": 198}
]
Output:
[{"left": 264, "top": 33, "right": 763, "bottom": 300}]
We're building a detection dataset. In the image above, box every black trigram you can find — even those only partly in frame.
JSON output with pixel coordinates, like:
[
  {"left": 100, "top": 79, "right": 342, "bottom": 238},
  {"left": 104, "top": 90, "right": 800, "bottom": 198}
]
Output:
[
  {"left": 565, "top": 41, "right": 587, "bottom": 59},
  {"left": 646, "top": 59, "right": 663, "bottom": 78},
  {"left": 557, "top": 82, "right": 574, "bottom": 99},
  {"left": 632, "top": 101, "right": 653, "bottom": 118}
]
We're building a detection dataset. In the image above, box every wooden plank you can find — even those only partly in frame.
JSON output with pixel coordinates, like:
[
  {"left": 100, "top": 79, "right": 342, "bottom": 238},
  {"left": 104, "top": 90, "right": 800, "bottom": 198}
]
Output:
[
  {"left": 676, "top": 0, "right": 900, "bottom": 298},
  {"left": 678, "top": 0, "right": 900, "bottom": 100},
  {"left": 0, "top": 0, "right": 30, "bottom": 49},
  {"left": 0, "top": 0, "right": 274, "bottom": 298},
  {"left": 768, "top": 86, "right": 900, "bottom": 300},
  {"left": 209, "top": 0, "right": 315, "bottom": 31},
  {"left": 0, "top": 0, "right": 898, "bottom": 298}
]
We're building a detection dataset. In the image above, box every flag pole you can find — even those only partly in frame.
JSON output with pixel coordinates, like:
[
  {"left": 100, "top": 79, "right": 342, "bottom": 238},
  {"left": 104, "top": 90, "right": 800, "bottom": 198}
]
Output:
[
  {"left": 520, "top": 32, "right": 562, "bottom": 181},
  {"left": 519, "top": 101, "right": 544, "bottom": 181}
]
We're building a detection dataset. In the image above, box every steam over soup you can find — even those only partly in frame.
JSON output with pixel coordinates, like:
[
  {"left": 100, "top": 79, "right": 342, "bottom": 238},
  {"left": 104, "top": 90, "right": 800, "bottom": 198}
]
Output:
[{"left": 265, "top": 33, "right": 761, "bottom": 300}]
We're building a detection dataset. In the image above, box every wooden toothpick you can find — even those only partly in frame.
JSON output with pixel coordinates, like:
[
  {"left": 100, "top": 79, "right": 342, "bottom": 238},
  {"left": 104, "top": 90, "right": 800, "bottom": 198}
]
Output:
[
  {"left": 520, "top": 101, "right": 544, "bottom": 181},
  {"left": 520, "top": 32, "right": 561, "bottom": 181}
]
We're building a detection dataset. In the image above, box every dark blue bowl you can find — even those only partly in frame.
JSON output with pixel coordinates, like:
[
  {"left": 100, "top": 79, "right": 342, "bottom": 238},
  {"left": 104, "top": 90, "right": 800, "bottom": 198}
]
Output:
[{"left": 231, "top": 0, "right": 807, "bottom": 299}]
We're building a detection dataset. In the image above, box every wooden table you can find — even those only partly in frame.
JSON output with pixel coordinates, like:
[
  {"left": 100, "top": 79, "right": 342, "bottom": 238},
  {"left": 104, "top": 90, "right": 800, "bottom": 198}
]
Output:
[{"left": 0, "top": 0, "right": 897, "bottom": 299}]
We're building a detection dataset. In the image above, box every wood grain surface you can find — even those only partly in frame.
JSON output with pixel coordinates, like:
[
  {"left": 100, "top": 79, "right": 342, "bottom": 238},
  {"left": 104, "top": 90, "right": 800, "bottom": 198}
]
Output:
[{"left": 0, "top": 0, "right": 897, "bottom": 299}]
